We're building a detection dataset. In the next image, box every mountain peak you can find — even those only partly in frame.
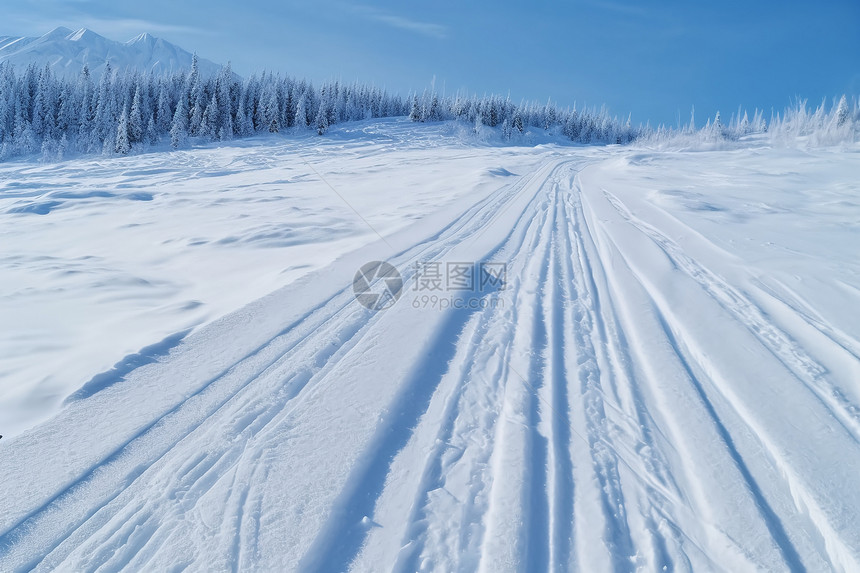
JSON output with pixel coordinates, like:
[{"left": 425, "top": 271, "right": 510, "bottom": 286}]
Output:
[
  {"left": 44, "top": 26, "right": 73, "bottom": 39},
  {"left": 0, "top": 27, "right": 223, "bottom": 78},
  {"left": 126, "top": 32, "right": 155, "bottom": 45},
  {"left": 67, "top": 28, "right": 104, "bottom": 42}
]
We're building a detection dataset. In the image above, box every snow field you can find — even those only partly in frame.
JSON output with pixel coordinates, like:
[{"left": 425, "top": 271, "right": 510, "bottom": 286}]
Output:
[{"left": 1, "top": 124, "right": 859, "bottom": 571}]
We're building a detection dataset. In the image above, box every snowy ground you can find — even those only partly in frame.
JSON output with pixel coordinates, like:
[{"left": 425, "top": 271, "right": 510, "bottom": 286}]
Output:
[
  {"left": 1, "top": 119, "right": 859, "bottom": 572},
  {"left": 0, "top": 121, "right": 551, "bottom": 436}
]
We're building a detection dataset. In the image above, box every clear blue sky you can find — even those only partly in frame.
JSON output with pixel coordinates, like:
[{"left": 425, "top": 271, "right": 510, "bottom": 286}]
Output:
[{"left": 6, "top": 0, "right": 860, "bottom": 126}]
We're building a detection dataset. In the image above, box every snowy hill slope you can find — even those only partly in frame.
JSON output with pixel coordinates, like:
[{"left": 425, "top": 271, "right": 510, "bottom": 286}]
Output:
[
  {"left": 0, "top": 27, "right": 221, "bottom": 77},
  {"left": 1, "top": 121, "right": 859, "bottom": 571}
]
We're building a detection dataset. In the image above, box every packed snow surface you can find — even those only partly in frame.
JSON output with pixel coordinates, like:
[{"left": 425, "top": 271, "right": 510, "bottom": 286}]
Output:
[{"left": 1, "top": 119, "right": 859, "bottom": 572}]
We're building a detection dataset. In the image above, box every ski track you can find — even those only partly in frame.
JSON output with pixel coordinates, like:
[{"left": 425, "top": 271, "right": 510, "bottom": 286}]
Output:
[{"left": 2, "top": 146, "right": 860, "bottom": 572}]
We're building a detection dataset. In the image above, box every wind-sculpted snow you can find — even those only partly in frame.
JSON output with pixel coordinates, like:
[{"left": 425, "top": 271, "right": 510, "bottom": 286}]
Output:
[{"left": 0, "top": 125, "right": 859, "bottom": 571}]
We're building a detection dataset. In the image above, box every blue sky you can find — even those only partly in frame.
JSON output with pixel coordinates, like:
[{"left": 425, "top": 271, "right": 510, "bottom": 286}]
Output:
[{"left": 5, "top": 0, "right": 860, "bottom": 126}]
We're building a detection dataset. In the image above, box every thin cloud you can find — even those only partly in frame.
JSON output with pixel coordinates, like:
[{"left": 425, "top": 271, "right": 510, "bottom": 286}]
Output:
[
  {"left": 74, "top": 17, "right": 205, "bottom": 40},
  {"left": 369, "top": 13, "right": 447, "bottom": 39},
  {"left": 2, "top": 0, "right": 207, "bottom": 40},
  {"left": 352, "top": 5, "right": 447, "bottom": 39}
]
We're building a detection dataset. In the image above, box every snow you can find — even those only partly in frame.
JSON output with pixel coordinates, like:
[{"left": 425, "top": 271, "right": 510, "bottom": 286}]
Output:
[
  {"left": 0, "top": 121, "right": 541, "bottom": 437},
  {"left": 1, "top": 119, "right": 859, "bottom": 571},
  {"left": 0, "top": 28, "right": 221, "bottom": 78}
]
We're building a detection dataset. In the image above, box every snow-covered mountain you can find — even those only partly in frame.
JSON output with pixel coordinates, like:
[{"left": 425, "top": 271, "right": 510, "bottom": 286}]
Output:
[{"left": 0, "top": 26, "right": 222, "bottom": 77}]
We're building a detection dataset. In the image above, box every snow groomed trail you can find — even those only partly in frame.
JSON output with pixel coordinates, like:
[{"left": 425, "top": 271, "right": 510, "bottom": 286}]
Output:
[{"left": 2, "top": 139, "right": 860, "bottom": 572}]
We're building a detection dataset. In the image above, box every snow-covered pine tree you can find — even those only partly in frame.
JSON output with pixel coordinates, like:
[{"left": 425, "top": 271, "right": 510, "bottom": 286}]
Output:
[
  {"left": 218, "top": 69, "right": 234, "bottom": 138},
  {"left": 31, "top": 64, "right": 56, "bottom": 140},
  {"left": 247, "top": 74, "right": 262, "bottom": 131},
  {"left": 76, "top": 65, "right": 94, "bottom": 149},
  {"left": 344, "top": 88, "right": 359, "bottom": 122},
  {"left": 170, "top": 96, "right": 188, "bottom": 149},
  {"left": 370, "top": 88, "right": 381, "bottom": 118},
  {"left": 236, "top": 82, "right": 253, "bottom": 136},
  {"left": 263, "top": 83, "right": 279, "bottom": 133},
  {"left": 189, "top": 82, "right": 205, "bottom": 137},
  {"left": 835, "top": 95, "right": 850, "bottom": 127},
  {"left": 429, "top": 94, "right": 441, "bottom": 122},
  {"left": 156, "top": 84, "right": 172, "bottom": 133},
  {"left": 409, "top": 95, "right": 421, "bottom": 122},
  {"left": 115, "top": 106, "right": 131, "bottom": 154},
  {"left": 295, "top": 92, "right": 309, "bottom": 129},
  {"left": 544, "top": 99, "right": 556, "bottom": 130},
  {"left": 93, "top": 62, "right": 114, "bottom": 144},
  {"left": 185, "top": 53, "right": 199, "bottom": 117},
  {"left": 739, "top": 111, "right": 751, "bottom": 135},
  {"left": 129, "top": 85, "right": 144, "bottom": 143},
  {"left": 580, "top": 116, "right": 594, "bottom": 143},
  {"left": 754, "top": 109, "right": 767, "bottom": 133},
  {"left": 0, "top": 64, "right": 14, "bottom": 146},
  {"left": 56, "top": 82, "right": 76, "bottom": 135},
  {"left": 513, "top": 107, "right": 524, "bottom": 133},
  {"left": 562, "top": 111, "right": 579, "bottom": 140},
  {"left": 145, "top": 116, "right": 158, "bottom": 145},
  {"left": 315, "top": 99, "right": 328, "bottom": 135},
  {"left": 200, "top": 91, "right": 219, "bottom": 139}
]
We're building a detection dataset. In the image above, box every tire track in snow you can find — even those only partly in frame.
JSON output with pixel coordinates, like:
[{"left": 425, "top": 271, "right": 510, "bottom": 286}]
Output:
[
  {"left": 600, "top": 187, "right": 860, "bottom": 444},
  {"left": 296, "top": 161, "right": 569, "bottom": 573},
  {"left": 477, "top": 184, "right": 558, "bottom": 573},
  {"left": 576, "top": 171, "right": 860, "bottom": 571},
  {"left": 521, "top": 183, "right": 556, "bottom": 573},
  {"left": 542, "top": 185, "right": 576, "bottom": 571},
  {"left": 596, "top": 185, "right": 860, "bottom": 569},
  {"left": 298, "top": 299, "right": 486, "bottom": 573},
  {"left": 346, "top": 161, "right": 576, "bottom": 573},
  {"left": 0, "top": 158, "right": 566, "bottom": 572},
  {"left": 11, "top": 297, "right": 385, "bottom": 572},
  {"left": 565, "top": 176, "right": 692, "bottom": 572},
  {"left": 8, "top": 147, "right": 857, "bottom": 572},
  {"left": 565, "top": 180, "right": 645, "bottom": 572},
  {"left": 408, "top": 161, "right": 687, "bottom": 572},
  {"left": 372, "top": 175, "right": 558, "bottom": 572}
]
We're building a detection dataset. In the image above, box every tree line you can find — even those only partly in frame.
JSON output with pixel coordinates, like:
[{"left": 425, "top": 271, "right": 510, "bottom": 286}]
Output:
[
  {"left": 0, "top": 55, "right": 649, "bottom": 161},
  {"left": 0, "top": 56, "right": 413, "bottom": 160},
  {"left": 407, "top": 89, "right": 639, "bottom": 144}
]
